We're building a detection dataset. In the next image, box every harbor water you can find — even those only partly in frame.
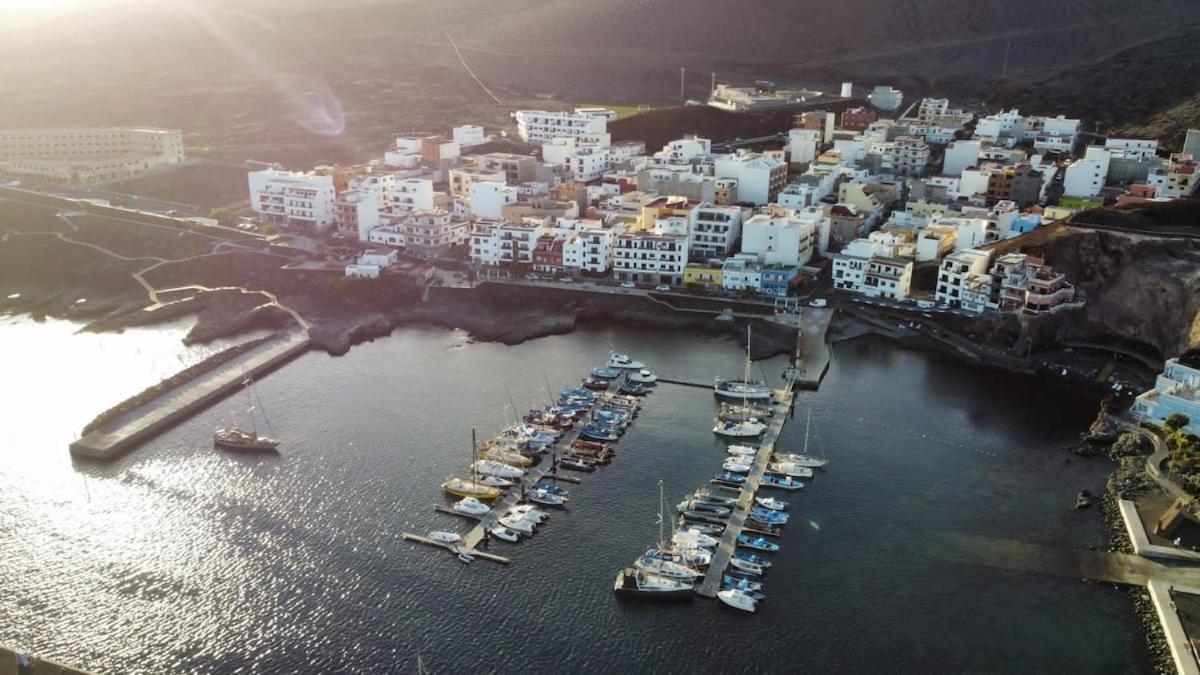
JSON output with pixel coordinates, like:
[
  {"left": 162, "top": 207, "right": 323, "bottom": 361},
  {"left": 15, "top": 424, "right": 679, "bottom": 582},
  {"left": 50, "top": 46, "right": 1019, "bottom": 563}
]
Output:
[{"left": 0, "top": 316, "right": 1148, "bottom": 672}]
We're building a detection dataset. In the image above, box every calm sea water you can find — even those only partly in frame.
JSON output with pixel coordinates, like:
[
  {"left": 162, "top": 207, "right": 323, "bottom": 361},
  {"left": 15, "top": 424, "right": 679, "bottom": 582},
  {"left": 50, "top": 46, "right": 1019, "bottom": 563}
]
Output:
[{"left": 0, "top": 316, "right": 1148, "bottom": 673}]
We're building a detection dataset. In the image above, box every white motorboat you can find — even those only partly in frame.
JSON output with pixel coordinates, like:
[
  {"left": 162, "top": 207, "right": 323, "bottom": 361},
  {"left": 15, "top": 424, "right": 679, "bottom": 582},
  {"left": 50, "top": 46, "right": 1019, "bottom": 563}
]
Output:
[
  {"left": 489, "top": 526, "right": 520, "bottom": 542},
  {"left": 755, "top": 496, "right": 788, "bottom": 511},
  {"left": 525, "top": 489, "right": 566, "bottom": 507},
  {"left": 509, "top": 504, "right": 549, "bottom": 523},
  {"left": 474, "top": 460, "right": 525, "bottom": 479},
  {"left": 722, "top": 457, "right": 753, "bottom": 473},
  {"left": 628, "top": 369, "right": 658, "bottom": 384},
  {"left": 726, "top": 444, "right": 759, "bottom": 456},
  {"left": 773, "top": 453, "right": 829, "bottom": 468},
  {"left": 714, "top": 417, "right": 767, "bottom": 438},
  {"left": 429, "top": 531, "right": 462, "bottom": 545},
  {"left": 457, "top": 552, "right": 474, "bottom": 564},
  {"left": 478, "top": 475, "right": 515, "bottom": 488},
  {"left": 633, "top": 554, "right": 701, "bottom": 579},
  {"left": 767, "top": 462, "right": 814, "bottom": 478},
  {"left": 498, "top": 514, "right": 536, "bottom": 535},
  {"left": 481, "top": 446, "right": 534, "bottom": 467},
  {"left": 451, "top": 497, "right": 491, "bottom": 517},
  {"left": 717, "top": 588, "right": 758, "bottom": 612},
  {"left": 678, "top": 500, "right": 731, "bottom": 518},
  {"left": 608, "top": 352, "right": 645, "bottom": 370},
  {"left": 729, "top": 557, "right": 766, "bottom": 575},
  {"left": 614, "top": 567, "right": 695, "bottom": 596},
  {"left": 673, "top": 529, "right": 719, "bottom": 549}
]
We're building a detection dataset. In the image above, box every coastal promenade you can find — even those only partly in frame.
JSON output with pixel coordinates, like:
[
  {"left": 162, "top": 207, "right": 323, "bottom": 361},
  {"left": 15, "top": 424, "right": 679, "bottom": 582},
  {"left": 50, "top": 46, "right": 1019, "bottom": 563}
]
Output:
[{"left": 69, "top": 329, "right": 310, "bottom": 459}]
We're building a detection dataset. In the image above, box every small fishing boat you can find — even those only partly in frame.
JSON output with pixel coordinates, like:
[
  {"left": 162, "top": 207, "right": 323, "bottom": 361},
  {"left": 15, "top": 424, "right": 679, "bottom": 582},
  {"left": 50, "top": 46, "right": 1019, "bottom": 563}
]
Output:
[
  {"left": 619, "top": 381, "right": 651, "bottom": 396},
  {"left": 673, "top": 529, "right": 719, "bottom": 549},
  {"left": 713, "top": 472, "right": 746, "bottom": 484},
  {"left": 481, "top": 446, "right": 535, "bottom": 468},
  {"left": 613, "top": 567, "right": 695, "bottom": 597},
  {"left": 579, "top": 424, "right": 619, "bottom": 442},
  {"left": 767, "top": 462, "right": 814, "bottom": 478},
  {"left": 737, "top": 534, "right": 781, "bottom": 552},
  {"left": 489, "top": 526, "right": 520, "bottom": 542},
  {"left": 581, "top": 377, "right": 611, "bottom": 391},
  {"left": 451, "top": 497, "right": 491, "bottom": 517},
  {"left": 526, "top": 489, "right": 567, "bottom": 507},
  {"left": 474, "top": 460, "right": 525, "bottom": 479},
  {"left": 532, "top": 482, "right": 570, "bottom": 498},
  {"left": 692, "top": 489, "right": 737, "bottom": 507},
  {"left": 726, "top": 444, "right": 758, "bottom": 456},
  {"left": 608, "top": 352, "right": 645, "bottom": 370},
  {"left": 457, "top": 552, "right": 474, "bottom": 564},
  {"left": 429, "top": 531, "right": 462, "bottom": 545},
  {"left": 723, "top": 574, "right": 764, "bottom": 593},
  {"left": 721, "top": 457, "right": 753, "bottom": 473},
  {"left": 717, "top": 588, "right": 758, "bottom": 612},
  {"left": 628, "top": 369, "right": 658, "bottom": 384},
  {"left": 734, "top": 551, "right": 773, "bottom": 568},
  {"left": 755, "top": 496, "right": 787, "bottom": 511},
  {"left": 749, "top": 510, "right": 788, "bottom": 526},
  {"left": 728, "top": 557, "right": 766, "bottom": 576},
  {"left": 498, "top": 514, "right": 536, "bottom": 535},
  {"left": 591, "top": 367, "right": 621, "bottom": 379},
  {"left": 678, "top": 518, "right": 724, "bottom": 535},
  {"left": 760, "top": 474, "right": 804, "bottom": 490},
  {"left": 558, "top": 457, "right": 596, "bottom": 472}
]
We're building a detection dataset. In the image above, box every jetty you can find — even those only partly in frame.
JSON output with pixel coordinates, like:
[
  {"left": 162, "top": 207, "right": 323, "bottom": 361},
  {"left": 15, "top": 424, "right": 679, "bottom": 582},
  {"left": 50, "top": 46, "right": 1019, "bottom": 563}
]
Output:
[
  {"left": 403, "top": 377, "right": 630, "bottom": 564},
  {"left": 787, "top": 307, "right": 833, "bottom": 389},
  {"left": 69, "top": 329, "right": 310, "bottom": 460},
  {"left": 696, "top": 385, "right": 796, "bottom": 598}
]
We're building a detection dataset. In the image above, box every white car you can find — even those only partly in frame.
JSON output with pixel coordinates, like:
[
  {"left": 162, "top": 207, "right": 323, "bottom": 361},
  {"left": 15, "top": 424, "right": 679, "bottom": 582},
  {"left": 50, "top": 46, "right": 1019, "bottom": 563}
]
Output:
[
  {"left": 655, "top": 284, "right": 671, "bottom": 292},
  {"left": 808, "top": 298, "right": 828, "bottom": 308},
  {"left": 620, "top": 281, "right": 636, "bottom": 289}
]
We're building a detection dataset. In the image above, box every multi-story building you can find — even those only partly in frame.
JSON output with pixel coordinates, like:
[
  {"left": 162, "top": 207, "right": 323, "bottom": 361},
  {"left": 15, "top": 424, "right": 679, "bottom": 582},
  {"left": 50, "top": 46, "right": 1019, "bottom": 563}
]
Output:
[
  {"left": 562, "top": 227, "right": 616, "bottom": 274},
  {"left": 1146, "top": 153, "right": 1198, "bottom": 198},
  {"left": 862, "top": 257, "right": 913, "bottom": 299},
  {"left": 741, "top": 207, "right": 815, "bottom": 268},
  {"left": 689, "top": 204, "right": 743, "bottom": 260},
  {"left": 475, "top": 152, "right": 539, "bottom": 185},
  {"left": 388, "top": 178, "right": 435, "bottom": 215},
  {"left": 448, "top": 166, "right": 507, "bottom": 198},
  {"left": 0, "top": 126, "right": 184, "bottom": 185},
  {"left": 840, "top": 107, "right": 877, "bottom": 133},
  {"left": 566, "top": 147, "right": 609, "bottom": 183},
  {"left": 637, "top": 166, "right": 716, "bottom": 203},
  {"left": 467, "top": 181, "right": 518, "bottom": 219},
  {"left": 248, "top": 168, "right": 336, "bottom": 231},
  {"left": 721, "top": 254, "right": 763, "bottom": 293},
  {"left": 788, "top": 128, "right": 822, "bottom": 165},
  {"left": 797, "top": 111, "right": 836, "bottom": 144},
  {"left": 333, "top": 189, "right": 381, "bottom": 241},
  {"left": 1132, "top": 355, "right": 1200, "bottom": 436},
  {"left": 1063, "top": 146, "right": 1111, "bottom": 198},
  {"left": 890, "top": 136, "right": 931, "bottom": 177},
  {"left": 935, "top": 248, "right": 992, "bottom": 307},
  {"left": 385, "top": 137, "right": 424, "bottom": 168},
  {"left": 470, "top": 218, "right": 546, "bottom": 269},
  {"left": 531, "top": 236, "right": 566, "bottom": 275},
  {"left": 1033, "top": 115, "right": 1080, "bottom": 154},
  {"left": 513, "top": 109, "right": 609, "bottom": 143},
  {"left": 942, "top": 140, "right": 981, "bottom": 177},
  {"left": 453, "top": 125, "right": 486, "bottom": 147},
  {"left": 712, "top": 151, "right": 787, "bottom": 205},
  {"left": 404, "top": 209, "right": 466, "bottom": 259},
  {"left": 612, "top": 226, "right": 687, "bottom": 286},
  {"left": 868, "top": 85, "right": 903, "bottom": 112},
  {"left": 1104, "top": 138, "right": 1158, "bottom": 161},
  {"left": 654, "top": 136, "right": 712, "bottom": 163}
]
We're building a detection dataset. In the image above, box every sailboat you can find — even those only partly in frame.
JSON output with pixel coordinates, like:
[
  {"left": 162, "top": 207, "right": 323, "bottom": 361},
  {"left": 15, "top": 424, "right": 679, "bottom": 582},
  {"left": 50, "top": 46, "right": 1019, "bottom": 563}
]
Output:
[
  {"left": 442, "top": 430, "right": 504, "bottom": 500},
  {"left": 623, "top": 481, "right": 700, "bottom": 591},
  {"left": 713, "top": 326, "right": 768, "bottom": 438},
  {"left": 714, "top": 329, "right": 773, "bottom": 402},
  {"left": 773, "top": 407, "right": 829, "bottom": 469},
  {"left": 214, "top": 374, "right": 280, "bottom": 453}
]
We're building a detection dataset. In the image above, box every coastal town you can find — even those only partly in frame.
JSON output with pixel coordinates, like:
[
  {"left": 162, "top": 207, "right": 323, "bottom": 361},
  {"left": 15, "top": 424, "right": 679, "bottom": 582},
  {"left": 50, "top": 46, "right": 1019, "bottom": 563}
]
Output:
[{"left": 2, "top": 75, "right": 1200, "bottom": 673}]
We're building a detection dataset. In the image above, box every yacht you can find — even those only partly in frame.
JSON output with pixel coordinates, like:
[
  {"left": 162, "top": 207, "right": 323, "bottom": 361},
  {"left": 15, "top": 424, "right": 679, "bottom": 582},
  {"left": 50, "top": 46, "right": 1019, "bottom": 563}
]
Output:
[
  {"left": 442, "top": 431, "right": 504, "bottom": 500},
  {"left": 722, "top": 457, "right": 753, "bottom": 473},
  {"left": 673, "top": 529, "right": 719, "bottom": 549},
  {"left": 717, "top": 588, "right": 758, "bottom": 612},
  {"left": 214, "top": 374, "right": 281, "bottom": 453},
  {"left": 591, "top": 367, "right": 621, "bottom": 379},
  {"left": 755, "top": 496, "right": 788, "bottom": 511},
  {"left": 726, "top": 444, "right": 758, "bottom": 456},
  {"left": 713, "top": 378, "right": 773, "bottom": 401},
  {"left": 429, "top": 531, "right": 462, "bottom": 545},
  {"left": 723, "top": 575, "right": 764, "bottom": 594},
  {"left": 489, "top": 526, "right": 520, "bottom": 542},
  {"left": 614, "top": 567, "right": 695, "bottom": 597},
  {"left": 691, "top": 489, "right": 738, "bottom": 507},
  {"left": 767, "top": 462, "right": 814, "bottom": 479},
  {"left": 728, "top": 557, "right": 766, "bottom": 576},
  {"left": 525, "top": 488, "right": 566, "bottom": 507},
  {"left": 451, "top": 497, "right": 491, "bottom": 517},
  {"left": 712, "top": 472, "right": 746, "bottom": 485},
  {"left": 473, "top": 460, "right": 525, "bottom": 479},
  {"left": 608, "top": 352, "right": 645, "bottom": 370},
  {"left": 775, "top": 407, "right": 829, "bottom": 468},
  {"left": 713, "top": 326, "right": 771, "bottom": 438},
  {"left": 678, "top": 500, "right": 731, "bottom": 518},
  {"left": 478, "top": 475, "right": 514, "bottom": 488},
  {"left": 713, "top": 417, "right": 767, "bottom": 438},
  {"left": 498, "top": 514, "right": 535, "bottom": 535},
  {"left": 509, "top": 504, "right": 549, "bottom": 522},
  {"left": 481, "top": 444, "right": 535, "bottom": 467},
  {"left": 628, "top": 369, "right": 658, "bottom": 384},
  {"left": 634, "top": 552, "right": 702, "bottom": 580}
]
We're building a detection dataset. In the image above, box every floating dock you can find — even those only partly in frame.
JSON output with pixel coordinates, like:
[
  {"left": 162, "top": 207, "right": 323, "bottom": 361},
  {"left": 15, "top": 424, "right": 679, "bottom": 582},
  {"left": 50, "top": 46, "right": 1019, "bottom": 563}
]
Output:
[
  {"left": 69, "top": 330, "right": 310, "bottom": 460},
  {"left": 696, "top": 385, "right": 797, "bottom": 598}
]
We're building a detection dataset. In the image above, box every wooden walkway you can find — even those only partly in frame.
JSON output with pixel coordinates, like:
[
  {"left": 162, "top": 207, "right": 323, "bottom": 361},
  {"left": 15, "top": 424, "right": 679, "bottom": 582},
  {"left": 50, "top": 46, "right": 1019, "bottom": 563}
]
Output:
[
  {"left": 696, "top": 386, "right": 797, "bottom": 598},
  {"left": 404, "top": 378, "right": 629, "bottom": 564}
]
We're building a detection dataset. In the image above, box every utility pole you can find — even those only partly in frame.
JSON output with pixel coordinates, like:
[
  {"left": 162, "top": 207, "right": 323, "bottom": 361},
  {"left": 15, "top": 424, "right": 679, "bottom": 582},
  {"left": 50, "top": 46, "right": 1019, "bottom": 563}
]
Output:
[
  {"left": 679, "top": 67, "right": 686, "bottom": 104},
  {"left": 711, "top": 71, "right": 716, "bottom": 96}
]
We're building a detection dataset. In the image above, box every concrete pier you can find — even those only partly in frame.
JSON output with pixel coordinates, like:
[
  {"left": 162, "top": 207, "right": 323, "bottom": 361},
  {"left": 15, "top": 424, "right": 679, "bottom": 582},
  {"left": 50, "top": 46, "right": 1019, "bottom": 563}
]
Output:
[
  {"left": 696, "top": 385, "right": 797, "bottom": 598},
  {"left": 69, "top": 330, "right": 310, "bottom": 460},
  {"left": 0, "top": 646, "right": 94, "bottom": 675},
  {"left": 791, "top": 307, "right": 833, "bottom": 389}
]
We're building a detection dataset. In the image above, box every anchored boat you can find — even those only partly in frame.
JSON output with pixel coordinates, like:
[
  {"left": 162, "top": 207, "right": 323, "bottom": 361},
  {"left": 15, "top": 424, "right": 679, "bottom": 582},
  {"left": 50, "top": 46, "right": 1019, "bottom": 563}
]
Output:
[{"left": 214, "top": 375, "right": 280, "bottom": 453}]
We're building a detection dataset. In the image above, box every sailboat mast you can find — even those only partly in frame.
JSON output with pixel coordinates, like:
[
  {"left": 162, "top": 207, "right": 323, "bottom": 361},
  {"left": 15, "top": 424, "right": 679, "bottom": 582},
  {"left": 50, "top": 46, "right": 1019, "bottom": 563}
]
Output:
[
  {"left": 742, "top": 326, "right": 751, "bottom": 421},
  {"left": 244, "top": 376, "right": 258, "bottom": 436},
  {"left": 657, "top": 479, "right": 665, "bottom": 548},
  {"left": 803, "top": 406, "right": 812, "bottom": 454},
  {"left": 471, "top": 428, "right": 478, "bottom": 489}
]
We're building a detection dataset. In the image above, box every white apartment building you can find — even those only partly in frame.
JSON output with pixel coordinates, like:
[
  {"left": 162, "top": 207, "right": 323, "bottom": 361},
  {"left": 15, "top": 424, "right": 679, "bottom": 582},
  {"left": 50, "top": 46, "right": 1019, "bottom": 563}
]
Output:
[
  {"left": 513, "top": 110, "right": 609, "bottom": 143},
  {"left": 470, "top": 218, "right": 546, "bottom": 268},
  {"left": 655, "top": 136, "right": 712, "bottom": 163},
  {"left": 832, "top": 232, "right": 909, "bottom": 294},
  {"left": 942, "top": 140, "right": 981, "bottom": 177},
  {"left": 689, "top": 204, "right": 743, "bottom": 260},
  {"left": 882, "top": 136, "right": 930, "bottom": 177},
  {"left": 612, "top": 231, "right": 686, "bottom": 285},
  {"left": 367, "top": 224, "right": 406, "bottom": 248},
  {"left": 1131, "top": 357, "right": 1200, "bottom": 436},
  {"left": 722, "top": 254, "right": 763, "bottom": 292},
  {"left": 1104, "top": 138, "right": 1158, "bottom": 160},
  {"left": 862, "top": 257, "right": 913, "bottom": 299},
  {"left": 1033, "top": 116, "right": 1080, "bottom": 154},
  {"left": 566, "top": 147, "right": 609, "bottom": 183},
  {"left": 563, "top": 227, "right": 616, "bottom": 274},
  {"left": 1063, "top": 146, "right": 1111, "bottom": 198},
  {"left": 869, "top": 85, "right": 903, "bottom": 112},
  {"left": 389, "top": 178, "right": 435, "bottom": 214},
  {"left": 385, "top": 137, "right": 424, "bottom": 168},
  {"left": 453, "top": 125, "right": 486, "bottom": 147},
  {"left": 788, "top": 129, "right": 821, "bottom": 165},
  {"left": 448, "top": 166, "right": 506, "bottom": 198},
  {"left": 712, "top": 151, "right": 787, "bottom": 205},
  {"left": 0, "top": 126, "right": 184, "bottom": 185},
  {"left": 468, "top": 181, "right": 518, "bottom": 219},
  {"left": 741, "top": 208, "right": 815, "bottom": 268},
  {"left": 405, "top": 209, "right": 467, "bottom": 259},
  {"left": 248, "top": 168, "right": 336, "bottom": 231},
  {"left": 935, "top": 248, "right": 992, "bottom": 307},
  {"left": 349, "top": 172, "right": 396, "bottom": 206},
  {"left": 334, "top": 189, "right": 381, "bottom": 242}
]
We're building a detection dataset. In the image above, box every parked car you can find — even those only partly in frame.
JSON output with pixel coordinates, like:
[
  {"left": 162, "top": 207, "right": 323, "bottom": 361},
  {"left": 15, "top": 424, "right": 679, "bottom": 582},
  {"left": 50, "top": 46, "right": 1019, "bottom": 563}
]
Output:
[
  {"left": 620, "top": 281, "right": 636, "bottom": 289},
  {"left": 808, "top": 298, "right": 828, "bottom": 308},
  {"left": 655, "top": 284, "right": 671, "bottom": 292},
  {"left": 526, "top": 273, "right": 541, "bottom": 281}
]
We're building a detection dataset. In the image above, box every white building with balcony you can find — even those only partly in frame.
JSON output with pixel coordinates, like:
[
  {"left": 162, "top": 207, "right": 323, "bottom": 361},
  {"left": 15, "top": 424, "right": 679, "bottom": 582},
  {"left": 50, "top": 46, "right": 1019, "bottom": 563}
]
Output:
[
  {"left": 563, "top": 227, "right": 616, "bottom": 274},
  {"left": 613, "top": 223, "right": 687, "bottom": 286},
  {"left": 513, "top": 110, "right": 609, "bottom": 143},
  {"left": 248, "top": 168, "right": 336, "bottom": 231},
  {"left": 1063, "top": 146, "right": 1111, "bottom": 198},
  {"left": 689, "top": 204, "right": 743, "bottom": 260},
  {"left": 1132, "top": 356, "right": 1200, "bottom": 435},
  {"left": 334, "top": 189, "right": 381, "bottom": 242},
  {"left": 470, "top": 218, "right": 546, "bottom": 269},
  {"left": 468, "top": 181, "right": 518, "bottom": 219},
  {"left": 741, "top": 207, "right": 815, "bottom": 268},
  {"left": 713, "top": 151, "right": 787, "bottom": 205},
  {"left": 935, "top": 248, "right": 993, "bottom": 308},
  {"left": 389, "top": 178, "right": 435, "bottom": 215},
  {"left": 721, "top": 254, "right": 763, "bottom": 292}
]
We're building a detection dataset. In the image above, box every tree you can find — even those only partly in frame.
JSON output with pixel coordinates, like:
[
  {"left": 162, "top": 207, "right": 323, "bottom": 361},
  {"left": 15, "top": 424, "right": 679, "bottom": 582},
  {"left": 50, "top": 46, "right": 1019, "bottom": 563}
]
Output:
[
  {"left": 1166, "top": 413, "right": 1192, "bottom": 432},
  {"left": 209, "top": 207, "right": 237, "bottom": 226}
]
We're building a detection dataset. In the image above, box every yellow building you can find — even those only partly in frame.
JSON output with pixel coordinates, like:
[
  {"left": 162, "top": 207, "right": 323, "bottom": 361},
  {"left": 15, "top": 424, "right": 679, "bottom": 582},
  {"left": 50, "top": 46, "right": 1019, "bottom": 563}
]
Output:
[{"left": 684, "top": 264, "right": 723, "bottom": 286}]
